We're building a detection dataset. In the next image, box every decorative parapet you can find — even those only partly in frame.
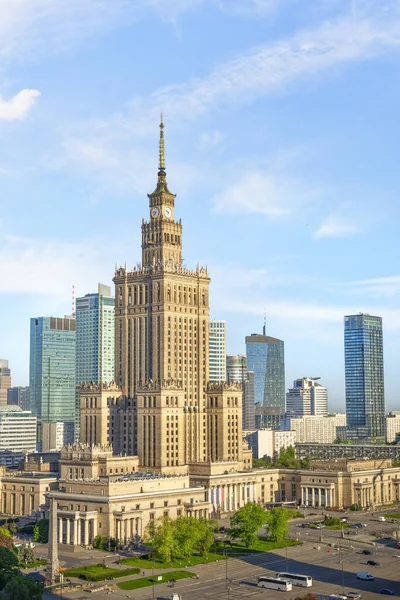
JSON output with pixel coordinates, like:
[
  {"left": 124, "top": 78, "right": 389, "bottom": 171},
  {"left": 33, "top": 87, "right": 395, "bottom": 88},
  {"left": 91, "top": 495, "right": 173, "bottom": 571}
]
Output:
[
  {"left": 136, "top": 378, "right": 184, "bottom": 393},
  {"left": 114, "top": 261, "right": 209, "bottom": 281},
  {"left": 207, "top": 381, "right": 242, "bottom": 393},
  {"left": 80, "top": 381, "right": 121, "bottom": 393}
]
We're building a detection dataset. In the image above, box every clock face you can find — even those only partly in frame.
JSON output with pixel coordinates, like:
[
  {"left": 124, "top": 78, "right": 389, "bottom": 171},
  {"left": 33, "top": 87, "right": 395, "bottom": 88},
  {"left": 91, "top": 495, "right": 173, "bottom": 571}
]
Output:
[
  {"left": 151, "top": 207, "right": 160, "bottom": 218},
  {"left": 165, "top": 207, "right": 172, "bottom": 219}
]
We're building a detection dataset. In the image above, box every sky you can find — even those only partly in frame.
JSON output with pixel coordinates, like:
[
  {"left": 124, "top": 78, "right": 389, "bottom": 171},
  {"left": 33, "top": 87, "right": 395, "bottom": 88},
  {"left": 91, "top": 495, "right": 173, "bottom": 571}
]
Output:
[{"left": 1, "top": 0, "right": 400, "bottom": 412}]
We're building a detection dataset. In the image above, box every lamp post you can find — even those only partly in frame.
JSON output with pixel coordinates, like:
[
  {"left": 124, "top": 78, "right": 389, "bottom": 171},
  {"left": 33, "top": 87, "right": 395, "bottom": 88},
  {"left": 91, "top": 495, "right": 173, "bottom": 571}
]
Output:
[{"left": 152, "top": 553, "right": 155, "bottom": 600}]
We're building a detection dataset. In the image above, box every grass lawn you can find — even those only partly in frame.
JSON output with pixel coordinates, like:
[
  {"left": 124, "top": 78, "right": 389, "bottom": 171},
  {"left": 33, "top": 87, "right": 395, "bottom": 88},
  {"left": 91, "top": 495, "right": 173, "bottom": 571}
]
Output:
[
  {"left": 120, "top": 538, "right": 300, "bottom": 570},
  {"left": 63, "top": 564, "right": 140, "bottom": 582},
  {"left": 118, "top": 570, "right": 195, "bottom": 591},
  {"left": 218, "top": 538, "right": 300, "bottom": 556},
  {"left": 384, "top": 513, "right": 400, "bottom": 519},
  {"left": 120, "top": 552, "right": 226, "bottom": 570}
]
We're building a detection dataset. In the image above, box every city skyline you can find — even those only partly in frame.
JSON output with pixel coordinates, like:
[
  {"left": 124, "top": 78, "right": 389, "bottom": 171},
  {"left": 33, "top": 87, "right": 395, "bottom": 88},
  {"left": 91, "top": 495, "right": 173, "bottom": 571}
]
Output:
[{"left": 2, "top": 1, "right": 400, "bottom": 411}]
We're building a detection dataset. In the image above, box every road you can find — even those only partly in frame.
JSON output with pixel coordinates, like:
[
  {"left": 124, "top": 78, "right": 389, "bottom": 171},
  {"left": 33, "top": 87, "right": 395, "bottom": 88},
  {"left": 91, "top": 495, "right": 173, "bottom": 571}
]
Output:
[{"left": 36, "top": 505, "right": 400, "bottom": 600}]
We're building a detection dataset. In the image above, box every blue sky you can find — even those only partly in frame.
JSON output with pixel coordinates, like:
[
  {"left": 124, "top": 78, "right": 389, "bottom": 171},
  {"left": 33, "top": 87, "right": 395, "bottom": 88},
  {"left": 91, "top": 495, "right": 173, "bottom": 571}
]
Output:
[{"left": 1, "top": 0, "right": 400, "bottom": 412}]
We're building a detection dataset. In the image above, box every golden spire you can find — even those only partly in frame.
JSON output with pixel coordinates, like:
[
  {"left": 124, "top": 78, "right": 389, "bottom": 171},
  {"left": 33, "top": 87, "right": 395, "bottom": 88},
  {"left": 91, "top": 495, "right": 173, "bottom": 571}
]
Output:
[
  {"left": 159, "top": 113, "right": 165, "bottom": 172},
  {"left": 148, "top": 114, "right": 175, "bottom": 198}
]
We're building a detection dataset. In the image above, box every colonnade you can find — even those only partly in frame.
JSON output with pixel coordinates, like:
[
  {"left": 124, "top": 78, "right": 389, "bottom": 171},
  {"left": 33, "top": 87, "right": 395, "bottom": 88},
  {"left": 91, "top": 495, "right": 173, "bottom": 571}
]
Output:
[
  {"left": 115, "top": 517, "right": 143, "bottom": 544},
  {"left": 209, "top": 481, "right": 257, "bottom": 512},
  {"left": 58, "top": 515, "right": 97, "bottom": 547},
  {"left": 301, "top": 485, "right": 335, "bottom": 508}
]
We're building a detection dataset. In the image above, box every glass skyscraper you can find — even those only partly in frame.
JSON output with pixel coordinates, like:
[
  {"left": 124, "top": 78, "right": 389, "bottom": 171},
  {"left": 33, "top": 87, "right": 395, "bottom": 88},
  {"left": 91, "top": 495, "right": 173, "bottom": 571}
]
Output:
[
  {"left": 344, "top": 313, "right": 385, "bottom": 440},
  {"left": 29, "top": 316, "right": 76, "bottom": 428},
  {"left": 245, "top": 333, "right": 285, "bottom": 413},
  {"left": 75, "top": 283, "right": 115, "bottom": 437}
]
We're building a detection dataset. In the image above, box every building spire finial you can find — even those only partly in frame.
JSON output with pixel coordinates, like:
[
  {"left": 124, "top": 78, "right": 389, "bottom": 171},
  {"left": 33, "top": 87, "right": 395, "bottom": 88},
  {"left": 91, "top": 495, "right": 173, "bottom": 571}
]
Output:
[{"left": 159, "top": 113, "right": 165, "bottom": 173}]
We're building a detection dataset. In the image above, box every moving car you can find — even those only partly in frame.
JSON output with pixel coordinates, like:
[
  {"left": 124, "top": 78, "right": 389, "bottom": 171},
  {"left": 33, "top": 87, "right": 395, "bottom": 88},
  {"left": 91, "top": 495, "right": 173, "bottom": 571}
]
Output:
[
  {"left": 378, "top": 516, "right": 386, "bottom": 522},
  {"left": 367, "top": 560, "right": 380, "bottom": 566},
  {"left": 346, "top": 593, "right": 361, "bottom": 599},
  {"left": 380, "top": 590, "right": 394, "bottom": 595},
  {"left": 362, "top": 550, "right": 373, "bottom": 555},
  {"left": 356, "top": 572, "right": 374, "bottom": 581}
]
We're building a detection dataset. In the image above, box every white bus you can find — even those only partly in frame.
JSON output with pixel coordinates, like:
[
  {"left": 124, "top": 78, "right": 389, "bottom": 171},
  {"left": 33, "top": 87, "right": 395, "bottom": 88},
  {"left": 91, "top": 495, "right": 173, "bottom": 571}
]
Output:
[
  {"left": 276, "top": 572, "right": 312, "bottom": 587},
  {"left": 258, "top": 576, "right": 293, "bottom": 591}
]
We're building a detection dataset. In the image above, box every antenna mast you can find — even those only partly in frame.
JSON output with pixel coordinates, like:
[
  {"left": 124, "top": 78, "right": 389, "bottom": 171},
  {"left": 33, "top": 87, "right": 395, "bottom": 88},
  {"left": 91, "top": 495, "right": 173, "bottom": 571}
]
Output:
[{"left": 263, "top": 309, "right": 267, "bottom": 336}]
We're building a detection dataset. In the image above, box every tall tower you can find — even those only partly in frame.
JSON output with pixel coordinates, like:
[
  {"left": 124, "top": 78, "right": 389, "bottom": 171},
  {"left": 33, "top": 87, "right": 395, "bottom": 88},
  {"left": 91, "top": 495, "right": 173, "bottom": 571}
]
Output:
[
  {"left": 75, "top": 283, "right": 115, "bottom": 439},
  {"left": 245, "top": 333, "right": 285, "bottom": 414},
  {"left": 113, "top": 116, "right": 211, "bottom": 471},
  {"left": 344, "top": 313, "right": 385, "bottom": 440},
  {"left": 209, "top": 320, "right": 226, "bottom": 382},
  {"left": 29, "top": 316, "right": 76, "bottom": 439},
  {"left": 0, "top": 360, "right": 11, "bottom": 407}
]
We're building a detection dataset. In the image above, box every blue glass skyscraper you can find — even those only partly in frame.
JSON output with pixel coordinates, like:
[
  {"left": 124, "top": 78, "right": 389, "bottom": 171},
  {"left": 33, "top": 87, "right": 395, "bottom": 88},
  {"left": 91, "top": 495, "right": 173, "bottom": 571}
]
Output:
[
  {"left": 344, "top": 313, "right": 385, "bottom": 440},
  {"left": 245, "top": 332, "right": 285, "bottom": 413},
  {"left": 29, "top": 316, "right": 76, "bottom": 427}
]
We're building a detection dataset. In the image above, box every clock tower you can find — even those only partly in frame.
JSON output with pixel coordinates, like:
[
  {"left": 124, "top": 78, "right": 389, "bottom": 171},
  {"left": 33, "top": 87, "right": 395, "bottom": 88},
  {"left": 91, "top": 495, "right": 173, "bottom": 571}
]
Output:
[{"left": 142, "top": 115, "right": 183, "bottom": 268}]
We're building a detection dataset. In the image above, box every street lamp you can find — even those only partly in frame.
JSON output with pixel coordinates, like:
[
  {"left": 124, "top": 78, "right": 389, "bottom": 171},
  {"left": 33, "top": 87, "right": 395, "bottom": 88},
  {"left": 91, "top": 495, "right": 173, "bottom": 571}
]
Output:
[
  {"left": 152, "top": 553, "right": 155, "bottom": 600},
  {"left": 224, "top": 542, "right": 228, "bottom": 592}
]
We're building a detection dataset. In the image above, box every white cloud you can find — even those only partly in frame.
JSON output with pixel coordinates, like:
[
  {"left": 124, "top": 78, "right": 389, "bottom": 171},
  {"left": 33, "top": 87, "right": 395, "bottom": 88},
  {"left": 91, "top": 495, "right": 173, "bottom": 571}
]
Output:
[
  {"left": 150, "top": 7, "right": 400, "bottom": 121},
  {"left": 212, "top": 170, "right": 316, "bottom": 217},
  {"left": 314, "top": 213, "right": 360, "bottom": 239},
  {"left": 198, "top": 131, "right": 223, "bottom": 152},
  {"left": 0, "top": 233, "right": 121, "bottom": 296},
  {"left": 0, "top": 89, "right": 40, "bottom": 121}
]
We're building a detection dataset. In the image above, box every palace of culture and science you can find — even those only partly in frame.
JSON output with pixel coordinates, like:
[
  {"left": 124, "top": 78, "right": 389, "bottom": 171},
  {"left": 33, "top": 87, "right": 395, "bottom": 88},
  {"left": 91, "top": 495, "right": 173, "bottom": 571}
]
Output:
[{"left": 1, "top": 119, "right": 400, "bottom": 556}]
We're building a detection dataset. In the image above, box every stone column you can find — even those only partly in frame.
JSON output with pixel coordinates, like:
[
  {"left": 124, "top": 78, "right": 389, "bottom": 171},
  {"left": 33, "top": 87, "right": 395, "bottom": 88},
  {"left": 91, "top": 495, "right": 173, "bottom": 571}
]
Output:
[
  {"left": 73, "top": 518, "right": 79, "bottom": 546},
  {"left": 326, "top": 489, "right": 330, "bottom": 508},
  {"left": 48, "top": 497, "right": 59, "bottom": 583},
  {"left": 318, "top": 488, "right": 321, "bottom": 507},
  {"left": 84, "top": 519, "right": 89, "bottom": 546},
  {"left": 312, "top": 488, "right": 315, "bottom": 507},
  {"left": 58, "top": 518, "right": 63, "bottom": 543},
  {"left": 92, "top": 518, "right": 98, "bottom": 541},
  {"left": 121, "top": 519, "right": 126, "bottom": 544},
  {"left": 232, "top": 484, "right": 236, "bottom": 510},
  {"left": 66, "top": 519, "right": 71, "bottom": 545}
]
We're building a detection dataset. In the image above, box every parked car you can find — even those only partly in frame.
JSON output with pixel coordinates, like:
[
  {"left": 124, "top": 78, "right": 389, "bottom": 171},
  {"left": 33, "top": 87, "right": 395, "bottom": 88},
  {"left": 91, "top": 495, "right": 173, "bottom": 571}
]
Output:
[
  {"left": 367, "top": 560, "right": 380, "bottom": 566},
  {"left": 346, "top": 593, "right": 362, "bottom": 599},
  {"left": 362, "top": 550, "right": 373, "bottom": 555},
  {"left": 392, "top": 555, "right": 400, "bottom": 559},
  {"left": 380, "top": 590, "right": 394, "bottom": 595}
]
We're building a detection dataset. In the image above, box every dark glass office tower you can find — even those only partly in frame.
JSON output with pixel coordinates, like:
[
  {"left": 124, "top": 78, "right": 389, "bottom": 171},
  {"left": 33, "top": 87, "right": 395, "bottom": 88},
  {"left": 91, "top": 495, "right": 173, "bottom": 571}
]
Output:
[
  {"left": 344, "top": 313, "right": 385, "bottom": 440},
  {"left": 245, "top": 333, "right": 285, "bottom": 414}
]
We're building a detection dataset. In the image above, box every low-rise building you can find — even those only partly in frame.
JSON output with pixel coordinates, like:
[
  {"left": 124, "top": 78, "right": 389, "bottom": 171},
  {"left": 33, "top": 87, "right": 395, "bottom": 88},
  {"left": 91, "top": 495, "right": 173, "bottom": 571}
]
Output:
[
  {"left": 282, "top": 414, "right": 346, "bottom": 444},
  {"left": 385, "top": 411, "right": 400, "bottom": 444},
  {"left": 296, "top": 442, "right": 400, "bottom": 461},
  {"left": 245, "top": 429, "right": 296, "bottom": 459},
  {"left": 278, "top": 459, "right": 400, "bottom": 509}
]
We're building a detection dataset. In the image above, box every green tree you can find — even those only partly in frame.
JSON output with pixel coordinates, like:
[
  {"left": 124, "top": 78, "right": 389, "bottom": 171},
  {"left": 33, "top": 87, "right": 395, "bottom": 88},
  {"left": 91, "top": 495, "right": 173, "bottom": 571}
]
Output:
[
  {"left": 174, "top": 517, "right": 197, "bottom": 561},
  {"left": 193, "top": 518, "right": 216, "bottom": 558},
  {"left": 0, "top": 527, "right": 12, "bottom": 538},
  {"left": 33, "top": 519, "right": 49, "bottom": 544},
  {"left": 0, "top": 548, "right": 20, "bottom": 590},
  {"left": 20, "top": 544, "right": 35, "bottom": 566},
  {"left": 268, "top": 508, "right": 289, "bottom": 542},
  {"left": 230, "top": 502, "right": 269, "bottom": 548},
  {"left": 144, "top": 517, "right": 177, "bottom": 564},
  {"left": 4, "top": 576, "right": 43, "bottom": 600}
]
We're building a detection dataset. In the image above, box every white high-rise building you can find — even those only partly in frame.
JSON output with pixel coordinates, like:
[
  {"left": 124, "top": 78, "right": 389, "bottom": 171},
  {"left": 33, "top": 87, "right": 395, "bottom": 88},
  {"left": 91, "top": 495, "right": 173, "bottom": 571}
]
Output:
[
  {"left": 209, "top": 320, "right": 226, "bottom": 382},
  {"left": 385, "top": 412, "right": 400, "bottom": 443},
  {"left": 281, "top": 413, "right": 346, "bottom": 444},
  {"left": 0, "top": 406, "right": 36, "bottom": 452},
  {"left": 286, "top": 377, "right": 328, "bottom": 417},
  {"left": 246, "top": 429, "right": 296, "bottom": 459}
]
